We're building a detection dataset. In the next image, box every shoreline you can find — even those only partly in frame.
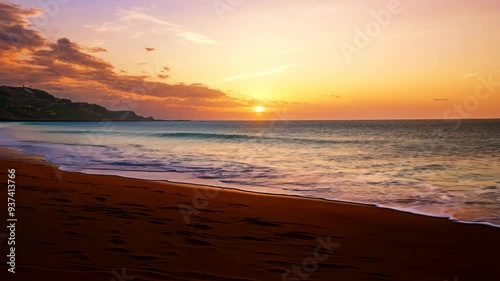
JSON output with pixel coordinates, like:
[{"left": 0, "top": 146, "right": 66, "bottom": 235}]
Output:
[
  {"left": 75, "top": 166, "right": 500, "bottom": 230},
  {"left": 5, "top": 143, "right": 500, "bottom": 229},
  {"left": 1, "top": 147, "right": 500, "bottom": 280}
]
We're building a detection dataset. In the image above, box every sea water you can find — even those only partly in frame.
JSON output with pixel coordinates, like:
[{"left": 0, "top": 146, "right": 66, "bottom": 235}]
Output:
[{"left": 1, "top": 120, "right": 499, "bottom": 226}]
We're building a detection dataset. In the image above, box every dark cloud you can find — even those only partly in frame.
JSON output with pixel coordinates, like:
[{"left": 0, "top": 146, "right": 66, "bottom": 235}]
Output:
[
  {"left": 434, "top": 98, "right": 449, "bottom": 102},
  {"left": 162, "top": 66, "right": 170, "bottom": 71},
  {"left": 0, "top": 2, "right": 46, "bottom": 52},
  {"left": 30, "top": 38, "right": 113, "bottom": 70},
  {"left": 145, "top": 47, "right": 155, "bottom": 51},
  {"left": 158, "top": 74, "right": 169, "bottom": 79}
]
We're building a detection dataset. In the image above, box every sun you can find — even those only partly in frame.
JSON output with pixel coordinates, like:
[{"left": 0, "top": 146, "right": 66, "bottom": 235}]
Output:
[{"left": 254, "top": 106, "right": 264, "bottom": 113}]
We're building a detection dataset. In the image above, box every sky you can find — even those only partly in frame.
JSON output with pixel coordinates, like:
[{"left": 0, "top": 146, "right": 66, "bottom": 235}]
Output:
[{"left": 1, "top": 0, "right": 499, "bottom": 120}]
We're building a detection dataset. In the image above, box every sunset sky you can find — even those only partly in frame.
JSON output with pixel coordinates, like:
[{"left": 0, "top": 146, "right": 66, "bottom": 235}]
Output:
[{"left": 1, "top": 0, "right": 499, "bottom": 120}]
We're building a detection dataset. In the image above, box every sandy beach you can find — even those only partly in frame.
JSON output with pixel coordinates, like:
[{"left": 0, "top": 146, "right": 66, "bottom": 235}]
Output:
[
  {"left": 2, "top": 0, "right": 500, "bottom": 280},
  {"left": 0, "top": 147, "right": 499, "bottom": 281}
]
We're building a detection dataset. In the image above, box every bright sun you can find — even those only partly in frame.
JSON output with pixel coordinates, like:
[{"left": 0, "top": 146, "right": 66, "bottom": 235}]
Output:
[{"left": 254, "top": 106, "right": 264, "bottom": 113}]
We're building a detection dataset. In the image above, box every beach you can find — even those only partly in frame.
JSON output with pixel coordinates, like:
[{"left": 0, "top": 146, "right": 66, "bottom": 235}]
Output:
[
  {"left": 0, "top": 147, "right": 499, "bottom": 281},
  {"left": 2, "top": 0, "right": 499, "bottom": 280}
]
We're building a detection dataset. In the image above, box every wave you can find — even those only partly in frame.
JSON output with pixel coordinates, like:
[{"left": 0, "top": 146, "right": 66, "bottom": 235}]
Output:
[
  {"left": 151, "top": 132, "right": 375, "bottom": 145},
  {"left": 44, "top": 130, "right": 124, "bottom": 135},
  {"left": 153, "top": 132, "right": 259, "bottom": 140}
]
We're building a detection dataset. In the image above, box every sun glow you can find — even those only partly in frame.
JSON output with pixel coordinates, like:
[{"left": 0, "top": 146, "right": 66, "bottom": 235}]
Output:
[{"left": 254, "top": 106, "right": 264, "bottom": 113}]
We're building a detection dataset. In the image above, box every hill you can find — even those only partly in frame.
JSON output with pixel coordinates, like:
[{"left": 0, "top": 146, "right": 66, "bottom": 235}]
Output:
[{"left": 0, "top": 86, "right": 155, "bottom": 121}]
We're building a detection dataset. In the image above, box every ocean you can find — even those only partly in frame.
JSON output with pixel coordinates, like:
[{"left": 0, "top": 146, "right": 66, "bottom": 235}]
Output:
[{"left": 1, "top": 120, "right": 499, "bottom": 226}]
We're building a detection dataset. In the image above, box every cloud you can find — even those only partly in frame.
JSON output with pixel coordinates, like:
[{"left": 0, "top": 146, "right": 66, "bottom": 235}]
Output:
[
  {"left": 173, "top": 30, "right": 217, "bottom": 45},
  {"left": 118, "top": 7, "right": 217, "bottom": 45},
  {"left": 20, "top": 37, "right": 227, "bottom": 100},
  {"left": 0, "top": 2, "right": 45, "bottom": 52},
  {"left": 30, "top": 37, "right": 113, "bottom": 70},
  {"left": 145, "top": 47, "right": 155, "bottom": 51},
  {"left": 223, "top": 63, "right": 296, "bottom": 82},
  {"left": 434, "top": 98, "right": 449, "bottom": 102},
  {"left": 130, "top": 31, "right": 144, "bottom": 38},
  {"left": 0, "top": 2, "right": 259, "bottom": 119},
  {"left": 91, "top": 7, "right": 217, "bottom": 45},
  {"left": 84, "top": 46, "right": 107, "bottom": 53},
  {"left": 273, "top": 47, "right": 299, "bottom": 56},
  {"left": 461, "top": 72, "right": 480, "bottom": 79},
  {"left": 306, "top": 3, "right": 340, "bottom": 15},
  {"left": 258, "top": 64, "right": 296, "bottom": 76},
  {"left": 85, "top": 21, "right": 131, "bottom": 32}
]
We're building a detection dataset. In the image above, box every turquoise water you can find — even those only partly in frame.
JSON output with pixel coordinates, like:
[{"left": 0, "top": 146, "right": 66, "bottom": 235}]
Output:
[{"left": 1, "top": 120, "right": 499, "bottom": 225}]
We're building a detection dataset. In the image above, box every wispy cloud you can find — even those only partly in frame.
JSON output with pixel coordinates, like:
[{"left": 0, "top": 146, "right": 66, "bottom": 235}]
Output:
[
  {"left": 89, "top": 7, "right": 217, "bottom": 45},
  {"left": 461, "top": 72, "right": 480, "bottom": 79},
  {"left": 130, "top": 31, "right": 144, "bottom": 38},
  {"left": 85, "top": 22, "right": 131, "bottom": 32},
  {"left": 223, "top": 64, "right": 296, "bottom": 82},
  {"left": 306, "top": 3, "right": 340, "bottom": 15},
  {"left": 174, "top": 30, "right": 217, "bottom": 45},
  {"left": 273, "top": 47, "right": 299, "bottom": 56}
]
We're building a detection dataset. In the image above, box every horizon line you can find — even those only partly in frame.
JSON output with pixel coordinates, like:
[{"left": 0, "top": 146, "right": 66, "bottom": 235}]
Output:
[{"left": 2, "top": 118, "right": 500, "bottom": 122}]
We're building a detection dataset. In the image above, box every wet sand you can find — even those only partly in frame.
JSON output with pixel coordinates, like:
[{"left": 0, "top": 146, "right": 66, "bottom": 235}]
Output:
[{"left": 0, "top": 148, "right": 499, "bottom": 281}]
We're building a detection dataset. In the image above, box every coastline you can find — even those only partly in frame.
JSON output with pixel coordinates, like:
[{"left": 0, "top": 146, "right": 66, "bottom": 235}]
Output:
[
  {"left": 73, "top": 166, "right": 500, "bottom": 229},
  {"left": 2, "top": 119, "right": 499, "bottom": 231},
  {"left": 4, "top": 136, "right": 499, "bottom": 228},
  {"left": 1, "top": 147, "right": 499, "bottom": 280}
]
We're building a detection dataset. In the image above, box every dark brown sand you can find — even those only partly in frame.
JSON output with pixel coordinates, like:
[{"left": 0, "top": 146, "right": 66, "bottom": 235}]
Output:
[{"left": 0, "top": 148, "right": 499, "bottom": 281}]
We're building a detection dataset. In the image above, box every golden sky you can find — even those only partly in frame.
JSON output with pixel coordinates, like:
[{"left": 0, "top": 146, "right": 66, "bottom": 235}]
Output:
[{"left": 1, "top": 0, "right": 499, "bottom": 120}]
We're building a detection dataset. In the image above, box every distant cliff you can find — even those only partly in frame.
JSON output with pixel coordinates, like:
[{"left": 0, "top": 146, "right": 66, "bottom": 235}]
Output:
[{"left": 0, "top": 86, "right": 155, "bottom": 121}]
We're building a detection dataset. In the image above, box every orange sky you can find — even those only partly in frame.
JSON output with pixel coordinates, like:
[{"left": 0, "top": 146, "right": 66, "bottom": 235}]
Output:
[{"left": 1, "top": 0, "right": 499, "bottom": 120}]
